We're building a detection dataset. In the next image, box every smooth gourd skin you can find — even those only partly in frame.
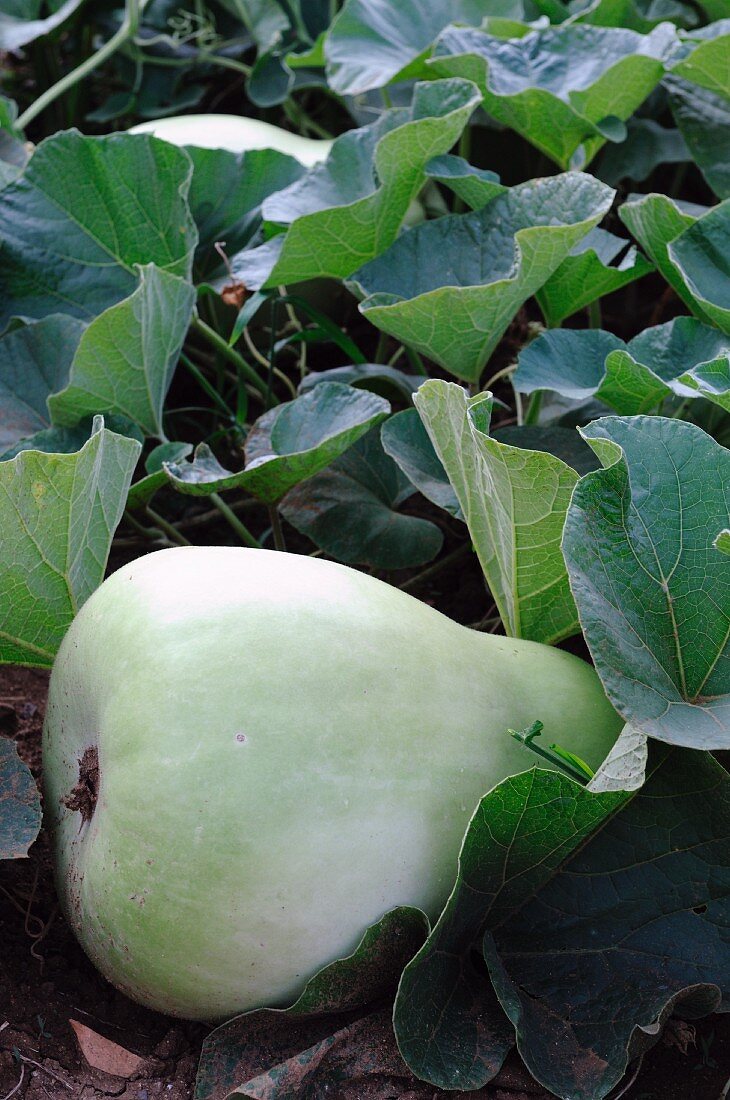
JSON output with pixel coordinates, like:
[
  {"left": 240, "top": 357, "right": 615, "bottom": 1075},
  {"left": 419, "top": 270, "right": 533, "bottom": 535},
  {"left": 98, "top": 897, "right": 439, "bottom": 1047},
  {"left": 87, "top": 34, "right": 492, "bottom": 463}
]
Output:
[
  {"left": 127, "top": 115, "right": 334, "bottom": 166},
  {"left": 43, "top": 547, "right": 621, "bottom": 1021}
]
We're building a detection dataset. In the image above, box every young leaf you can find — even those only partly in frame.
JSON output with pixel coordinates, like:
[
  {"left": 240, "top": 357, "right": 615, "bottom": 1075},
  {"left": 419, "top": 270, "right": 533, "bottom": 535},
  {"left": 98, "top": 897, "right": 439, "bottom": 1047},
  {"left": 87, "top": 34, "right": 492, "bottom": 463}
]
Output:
[
  {"left": 667, "top": 76, "right": 730, "bottom": 200},
  {"left": 0, "top": 418, "right": 141, "bottom": 667},
  {"left": 0, "top": 132, "right": 197, "bottom": 326},
  {"left": 428, "top": 22, "right": 678, "bottom": 169},
  {"left": 414, "top": 381, "right": 580, "bottom": 644},
  {"left": 195, "top": 907, "right": 428, "bottom": 1099},
  {"left": 47, "top": 265, "right": 195, "bottom": 440},
  {"left": 0, "top": 315, "right": 85, "bottom": 453},
  {"left": 394, "top": 769, "right": 626, "bottom": 1091},
  {"left": 280, "top": 427, "right": 443, "bottom": 569},
  {"left": 165, "top": 383, "right": 389, "bottom": 505},
  {"left": 0, "top": 736, "right": 41, "bottom": 858},
  {"left": 716, "top": 529, "right": 730, "bottom": 554},
  {"left": 485, "top": 747, "right": 730, "bottom": 1100},
  {"left": 231, "top": 79, "right": 481, "bottom": 288},
  {"left": 563, "top": 415, "right": 730, "bottom": 749},
  {"left": 351, "top": 173, "right": 613, "bottom": 382},
  {"left": 535, "top": 227, "right": 653, "bottom": 327}
]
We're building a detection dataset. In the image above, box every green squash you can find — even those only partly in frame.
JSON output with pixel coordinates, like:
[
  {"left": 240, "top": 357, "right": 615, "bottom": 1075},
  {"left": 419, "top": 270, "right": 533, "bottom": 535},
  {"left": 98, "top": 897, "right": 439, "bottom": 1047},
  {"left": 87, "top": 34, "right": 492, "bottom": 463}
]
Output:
[
  {"left": 43, "top": 547, "right": 621, "bottom": 1020},
  {"left": 127, "top": 114, "right": 333, "bottom": 166}
]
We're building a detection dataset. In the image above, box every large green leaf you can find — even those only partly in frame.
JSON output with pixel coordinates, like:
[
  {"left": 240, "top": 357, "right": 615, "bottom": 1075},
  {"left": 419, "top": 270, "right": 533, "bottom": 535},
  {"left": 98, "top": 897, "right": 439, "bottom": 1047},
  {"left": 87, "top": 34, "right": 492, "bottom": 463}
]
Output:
[
  {"left": 184, "top": 146, "right": 304, "bottom": 280},
  {"left": 46, "top": 265, "right": 195, "bottom": 440},
  {"left": 396, "top": 747, "right": 730, "bottom": 1100},
  {"left": 0, "top": 736, "right": 41, "bottom": 859},
  {"left": 0, "top": 417, "right": 141, "bottom": 667},
  {"left": 166, "top": 383, "right": 389, "bottom": 505},
  {"left": 231, "top": 79, "right": 481, "bottom": 289},
  {"left": 323, "top": 0, "right": 518, "bottom": 95},
  {"left": 0, "top": 315, "right": 84, "bottom": 453},
  {"left": 394, "top": 769, "right": 625, "bottom": 1091},
  {"left": 350, "top": 174, "right": 613, "bottom": 383},
  {"left": 414, "top": 381, "right": 580, "bottom": 644},
  {"left": 516, "top": 318, "right": 730, "bottom": 414},
  {"left": 195, "top": 906, "right": 428, "bottom": 1099},
  {"left": 535, "top": 227, "right": 653, "bottom": 327},
  {"left": 0, "top": 132, "right": 197, "bottom": 327},
  {"left": 0, "top": 0, "right": 84, "bottom": 50},
  {"left": 618, "top": 192, "right": 718, "bottom": 321},
  {"left": 428, "top": 22, "right": 678, "bottom": 169},
  {"left": 485, "top": 747, "right": 730, "bottom": 1100},
  {"left": 280, "top": 427, "right": 443, "bottom": 569},
  {"left": 563, "top": 416, "right": 730, "bottom": 750}
]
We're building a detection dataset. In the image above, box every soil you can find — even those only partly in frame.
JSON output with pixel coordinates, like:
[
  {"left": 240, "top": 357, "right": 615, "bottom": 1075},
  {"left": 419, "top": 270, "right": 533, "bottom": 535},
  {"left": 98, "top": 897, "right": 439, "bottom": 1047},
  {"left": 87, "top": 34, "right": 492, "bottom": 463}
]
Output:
[{"left": 2, "top": 664, "right": 729, "bottom": 1100}]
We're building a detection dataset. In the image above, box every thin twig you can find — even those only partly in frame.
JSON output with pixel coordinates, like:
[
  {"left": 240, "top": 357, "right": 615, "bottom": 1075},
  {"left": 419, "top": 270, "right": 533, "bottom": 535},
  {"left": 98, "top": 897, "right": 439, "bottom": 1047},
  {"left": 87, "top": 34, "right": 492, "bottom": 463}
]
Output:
[{"left": 0, "top": 1063, "right": 23, "bottom": 1100}]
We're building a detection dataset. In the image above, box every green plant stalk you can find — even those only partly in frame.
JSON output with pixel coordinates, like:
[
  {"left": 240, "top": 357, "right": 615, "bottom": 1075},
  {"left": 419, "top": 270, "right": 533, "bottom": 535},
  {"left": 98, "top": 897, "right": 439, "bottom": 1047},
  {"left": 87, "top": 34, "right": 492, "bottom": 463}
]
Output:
[
  {"left": 191, "top": 315, "right": 273, "bottom": 402},
  {"left": 17, "top": 0, "right": 148, "bottom": 131},
  {"left": 524, "top": 391, "right": 543, "bottom": 426},
  {"left": 210, "top": 493, "right": 261, "bottom": 549},
  {"left": 145, "top": 506, "right": 191, "bottom": 547},
  {"left": 179, "top": 352, "right": 233, "bottom": 418},
  {"left": 587, "top": 299, "right": 602, "bottom": 330},
  {"left": 268, "top": 505, "right": 287, "bottom": 551}
]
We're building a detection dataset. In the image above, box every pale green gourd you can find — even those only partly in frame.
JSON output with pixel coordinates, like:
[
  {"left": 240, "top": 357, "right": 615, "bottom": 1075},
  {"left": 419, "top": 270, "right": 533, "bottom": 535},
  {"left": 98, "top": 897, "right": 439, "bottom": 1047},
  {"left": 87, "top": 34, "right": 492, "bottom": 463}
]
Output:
[
  {"left": 128, "top": 114, "right": 333, "bottom": 165},
  {"left": 43, "top": 547, "right": 621, "bottom": 1020}
]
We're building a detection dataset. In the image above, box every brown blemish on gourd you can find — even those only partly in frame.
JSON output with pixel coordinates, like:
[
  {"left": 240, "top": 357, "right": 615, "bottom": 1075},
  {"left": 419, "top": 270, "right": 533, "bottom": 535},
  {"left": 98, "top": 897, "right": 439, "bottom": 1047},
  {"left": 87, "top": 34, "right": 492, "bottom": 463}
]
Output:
[{"left": 62, "top": 745, "right": 99, "bottom": 825}]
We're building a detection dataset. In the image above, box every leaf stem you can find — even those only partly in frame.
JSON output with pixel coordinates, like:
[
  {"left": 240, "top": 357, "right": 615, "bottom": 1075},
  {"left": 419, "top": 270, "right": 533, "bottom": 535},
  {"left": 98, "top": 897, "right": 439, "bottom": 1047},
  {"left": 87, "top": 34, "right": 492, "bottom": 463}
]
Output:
[
  {"left": 523, "top": 390, "right": 543, "bottom": 426},
  {"left": 268, "top": 505, "right": 287, "bottom": 551},
  {"left": 587, "top": 299, "right": 602, "bottom": 329},
  {"left": 191, "top": 315, "right": 273, "bottom": 401},
  {"left": 210, "top": 493, "right": 261, "bottom": 548},
  {"left": 18, "top": 0, "right": 148, "bottom": 131}
]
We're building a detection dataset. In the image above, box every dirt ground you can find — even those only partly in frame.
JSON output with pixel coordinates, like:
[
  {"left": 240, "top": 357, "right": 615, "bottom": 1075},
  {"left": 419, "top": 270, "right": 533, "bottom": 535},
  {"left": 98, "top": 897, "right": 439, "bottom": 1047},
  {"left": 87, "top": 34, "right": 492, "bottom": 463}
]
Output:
[{"left": 2, "top": 662, "right": 728, "bottom": 1100}]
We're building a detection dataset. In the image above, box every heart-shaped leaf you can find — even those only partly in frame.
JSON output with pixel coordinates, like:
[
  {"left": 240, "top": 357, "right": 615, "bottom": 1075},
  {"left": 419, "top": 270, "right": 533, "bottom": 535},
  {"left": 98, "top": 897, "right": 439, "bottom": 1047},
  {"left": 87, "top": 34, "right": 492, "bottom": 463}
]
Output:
[
  {"left": 563, "top": 415, "right": 730, "bottom": 749},
  {"left": 0, "top": 417, "right": 141, "bottom": 666},
  {"left": 350, "top": 173, "right": 613, "bottom": 382},
  {"left": 395, "top": 769, "right": 626, "bottom": 1091},
  {"left": 428, "top": 22, "right": 678, "bottom": 169},
  {"left": 165, "top": 383, "right": 389, "bottom": 505},
  {"left": 516, "top": 318, "right": 730, "bottom": 414},
  {"left": 0, "top": 132, "right": 197, "bottom": 326},
  {"left": 323, "top": 0, "right": 504, "bottom": 95},
  {"left": 485, "top": 746, "right": 730, "bottom": 1100},
  {"left": 47, "top": 265, "right": 195, "bottom": 440},
  {"left": 231, "top": 79, "right": 481, "bottom": 288}
]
